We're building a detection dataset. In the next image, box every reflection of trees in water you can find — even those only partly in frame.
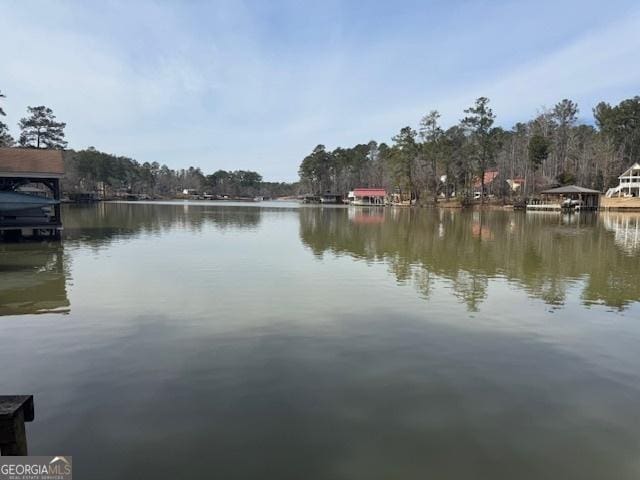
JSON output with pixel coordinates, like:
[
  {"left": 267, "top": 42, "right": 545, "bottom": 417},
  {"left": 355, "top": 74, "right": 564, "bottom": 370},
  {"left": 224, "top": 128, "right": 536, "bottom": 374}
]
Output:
[
  {"left": 450, "top": 271, "right": 489, "bottom": 312},
  {"left": 299, "top": 208, "right": 640, "bottom": 310},
  {"left": 62, "top": 202, "right": 265, "bottom": 247},
  {"left": 0, "top": 242, "right": 70, "bottom": 315}
]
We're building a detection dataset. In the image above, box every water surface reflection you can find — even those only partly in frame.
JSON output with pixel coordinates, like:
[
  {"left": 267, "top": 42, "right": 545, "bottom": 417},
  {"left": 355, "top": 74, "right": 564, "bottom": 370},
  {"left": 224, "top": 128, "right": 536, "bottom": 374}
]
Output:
[
  {"left": 63, "top": 202, "right": 267, "bottom": 247},
  {"left": 0, "top": 242, "right": 69, "bottom": 315},
  {"left": 1, "top": 203, "right": 639, "bottom": 480},
  {"left": 299, "top": 208, "right": 640, "bottom": 310}
]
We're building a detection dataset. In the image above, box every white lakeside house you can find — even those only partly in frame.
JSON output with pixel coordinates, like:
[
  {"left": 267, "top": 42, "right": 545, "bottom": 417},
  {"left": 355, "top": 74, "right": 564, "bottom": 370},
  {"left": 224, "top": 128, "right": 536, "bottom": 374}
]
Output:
[{"left": 606, "top": 162, "right": 640, "bottom": 198}]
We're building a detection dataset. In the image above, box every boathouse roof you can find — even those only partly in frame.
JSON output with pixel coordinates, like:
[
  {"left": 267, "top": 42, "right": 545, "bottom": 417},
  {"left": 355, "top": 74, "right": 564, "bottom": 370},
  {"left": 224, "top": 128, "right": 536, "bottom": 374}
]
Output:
[
  {"left": 0, "top": 148, "right": 64, "bottom": 178},
  {"left": 540, "top": 185, "right": 601, "bottom": 195},
  {"left": 353, "top": 188, "right": 386, "bottom": 197}
]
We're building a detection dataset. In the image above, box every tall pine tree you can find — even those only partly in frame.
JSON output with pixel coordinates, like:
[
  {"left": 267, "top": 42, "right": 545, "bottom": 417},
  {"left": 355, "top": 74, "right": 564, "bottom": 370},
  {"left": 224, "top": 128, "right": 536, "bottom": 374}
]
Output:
[
  {"left": 18, "top": 105, "right": 67, "bottom": 149},
  {"left": 0, "top": 90, "right": 15, "bottom": 147},
  {"left": 462, "top": 97, "right": 500, "bottom": 204}
]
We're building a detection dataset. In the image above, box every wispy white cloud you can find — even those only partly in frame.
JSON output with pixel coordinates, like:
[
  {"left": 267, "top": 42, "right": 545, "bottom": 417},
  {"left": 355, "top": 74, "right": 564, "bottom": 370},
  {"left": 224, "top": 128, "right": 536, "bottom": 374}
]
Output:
[
  {"left": 1, "top": 1, "right": 638, "bottom": 181},
  {"left": 353, "top": 7, "right": 640, "bottom": 135}
]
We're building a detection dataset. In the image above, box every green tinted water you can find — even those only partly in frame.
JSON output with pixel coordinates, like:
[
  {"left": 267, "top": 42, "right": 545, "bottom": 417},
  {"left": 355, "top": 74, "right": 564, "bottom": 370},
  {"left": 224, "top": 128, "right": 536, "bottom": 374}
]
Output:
[{"left": 1, "top": 202, "right": 639, "bottom": 479}]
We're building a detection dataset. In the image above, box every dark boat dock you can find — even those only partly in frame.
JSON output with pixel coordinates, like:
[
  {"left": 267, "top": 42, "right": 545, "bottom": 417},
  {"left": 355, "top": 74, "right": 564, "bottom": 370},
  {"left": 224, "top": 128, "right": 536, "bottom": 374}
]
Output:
[{"left": 0, "top": 148, "right": 64, "bottom": 240}]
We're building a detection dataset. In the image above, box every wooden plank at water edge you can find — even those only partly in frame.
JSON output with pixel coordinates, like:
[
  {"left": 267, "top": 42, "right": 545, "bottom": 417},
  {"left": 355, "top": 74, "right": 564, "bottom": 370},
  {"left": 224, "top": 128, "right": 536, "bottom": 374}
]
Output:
[{"left": 0, "top": 395, "right": 34, "bottom": 456}]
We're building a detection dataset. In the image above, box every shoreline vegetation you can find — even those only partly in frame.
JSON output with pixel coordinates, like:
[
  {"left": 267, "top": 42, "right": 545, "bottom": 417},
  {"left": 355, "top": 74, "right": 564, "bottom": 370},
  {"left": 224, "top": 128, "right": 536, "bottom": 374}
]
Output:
[
  {"left": 2, "top": 89, "right": 640, "bottom": 207},
  {"left": 298, "top": 96, "right": 640, "bottom": 207},
  {"left": 61, "top": 148, "right": 299, "bottom": 202}
]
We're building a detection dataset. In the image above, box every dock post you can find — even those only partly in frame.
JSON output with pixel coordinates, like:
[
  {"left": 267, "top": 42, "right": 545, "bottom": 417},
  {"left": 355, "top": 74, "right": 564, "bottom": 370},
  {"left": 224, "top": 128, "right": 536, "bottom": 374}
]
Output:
[{"left": 0, "top": 396, "right": 34, "bottom": 456}]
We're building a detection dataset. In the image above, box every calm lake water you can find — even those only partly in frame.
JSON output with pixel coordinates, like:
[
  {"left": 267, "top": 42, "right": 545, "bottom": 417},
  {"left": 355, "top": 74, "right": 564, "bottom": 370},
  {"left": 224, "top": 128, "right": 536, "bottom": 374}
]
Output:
[{"left": 1, "top": 202, "right": 640, "bottom": 479}]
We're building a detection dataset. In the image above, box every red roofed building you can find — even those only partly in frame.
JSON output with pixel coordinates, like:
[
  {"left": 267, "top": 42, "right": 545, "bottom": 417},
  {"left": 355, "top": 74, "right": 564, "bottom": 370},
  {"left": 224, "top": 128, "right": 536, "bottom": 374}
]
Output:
[
  {"left": 350, "top": 188, "right": 386, "bottom": 206},
  {"left": 472, "top": 170, "right": 499, "bottom": 190}
]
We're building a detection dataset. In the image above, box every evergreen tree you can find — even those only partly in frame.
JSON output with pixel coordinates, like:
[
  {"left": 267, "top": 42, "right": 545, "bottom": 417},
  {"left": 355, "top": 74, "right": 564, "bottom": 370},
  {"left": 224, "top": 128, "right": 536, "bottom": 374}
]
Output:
[
  {"left": 18, "top": 105, "right": 68, "bottom": 149},
  {"left": 0, "top": 90, "right": 6, "bottom": 117},
  {"left": 390, "top": 126, "right": 420, "bottom": 201},
  {"left": 0, "top": 122, "right": 13, "bottom": 147},
  {"left": 298, "top": 145, "right": 336, "bottom": 194},
  {"left": 527, "top": 134, "right": 550, "bottom": 194},
  {"left": 0, "top": 90, "right": 15, "bottom": 147},
  {"left": 419, "top": 110, "right": 443, "bottom": 202},
  {"left": 551, "top": 99, "right": 579, "bottom": 179},
  {"left": 461, "top": 97, "right": 500, "bottom": 204}
]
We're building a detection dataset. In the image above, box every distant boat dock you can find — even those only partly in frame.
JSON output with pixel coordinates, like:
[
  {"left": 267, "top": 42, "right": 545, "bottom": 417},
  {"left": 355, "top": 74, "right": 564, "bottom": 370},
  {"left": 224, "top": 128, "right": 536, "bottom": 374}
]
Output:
[{"left": 526, "top": 185, "right": 601, "bottom": 212}]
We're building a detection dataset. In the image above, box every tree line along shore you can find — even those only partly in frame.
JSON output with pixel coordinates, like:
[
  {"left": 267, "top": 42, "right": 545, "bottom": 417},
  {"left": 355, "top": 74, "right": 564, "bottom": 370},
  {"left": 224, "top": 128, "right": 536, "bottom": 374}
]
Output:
[
  {"left": 0, "top": 89, "right": 298, "bottom": 200},
  {"left": 2, "top": 88, "right": 639, "bottom": 204},
  {"left": 298, "top": 96, "right": 640, "bottom": 205}
]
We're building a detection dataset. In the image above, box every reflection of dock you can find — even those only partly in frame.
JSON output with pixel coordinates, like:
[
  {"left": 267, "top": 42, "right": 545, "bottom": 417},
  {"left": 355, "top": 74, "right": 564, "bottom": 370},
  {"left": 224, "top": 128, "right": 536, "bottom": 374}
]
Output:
[
  {"left": 348, "top": 207, "right": 385, "bottom": 224},
  {"left": 0, "top": 242, "right": 70, "bottom": 316}
]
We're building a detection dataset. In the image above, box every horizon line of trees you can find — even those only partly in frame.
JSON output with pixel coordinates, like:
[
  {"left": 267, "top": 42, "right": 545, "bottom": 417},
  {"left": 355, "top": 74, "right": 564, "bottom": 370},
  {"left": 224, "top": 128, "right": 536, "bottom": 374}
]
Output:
[
  {"left": 63, "top": 148, "right": 298, "bottom": 198},
  {"left": 298, "top": 95, "right": 640, "bottom": 203},
  {"left": 1, "top": 89, "right": 298, "bottom": 198},
  {"left": 6, "top": 88, "right": 640, "bottom": 202}
]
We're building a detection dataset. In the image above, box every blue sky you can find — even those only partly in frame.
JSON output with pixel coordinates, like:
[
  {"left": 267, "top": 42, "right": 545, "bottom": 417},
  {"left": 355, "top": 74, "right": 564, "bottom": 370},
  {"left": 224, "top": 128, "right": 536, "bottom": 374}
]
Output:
[{"left": 1, "top": 1, "right": 639, "bottom": 181}]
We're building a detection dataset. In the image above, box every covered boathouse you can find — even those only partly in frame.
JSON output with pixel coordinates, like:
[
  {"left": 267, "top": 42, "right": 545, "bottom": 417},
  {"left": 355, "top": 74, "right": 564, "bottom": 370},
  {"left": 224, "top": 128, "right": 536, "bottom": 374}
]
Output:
[
  {"left": 0, "top": 148, "right": 64, "bottom": 240},
  {"left": 351, "top": 188, "right": 386, "bottom": 206},
  {"left": 527, "top": 185, "right": 601, "bottom": 212}
]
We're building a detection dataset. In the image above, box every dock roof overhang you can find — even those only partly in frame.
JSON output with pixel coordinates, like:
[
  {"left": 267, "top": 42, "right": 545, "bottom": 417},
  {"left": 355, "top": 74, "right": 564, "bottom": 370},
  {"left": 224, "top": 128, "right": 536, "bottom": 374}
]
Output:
[
  {"left": 0, "top": 148, "right": 65, "bottom": 179},
  {"left": 354, "top": 188, "right": 386, "bottom": 197},
  {"left": 540, "top": 185, "right": 601, "bottom": 195}
]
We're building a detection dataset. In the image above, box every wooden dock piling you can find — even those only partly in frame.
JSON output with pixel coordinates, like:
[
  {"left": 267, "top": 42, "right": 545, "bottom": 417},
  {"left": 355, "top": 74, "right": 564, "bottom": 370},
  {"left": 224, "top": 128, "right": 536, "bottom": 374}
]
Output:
[{"left": 0, "top": 396, "right": 34, "bottom": 456}]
